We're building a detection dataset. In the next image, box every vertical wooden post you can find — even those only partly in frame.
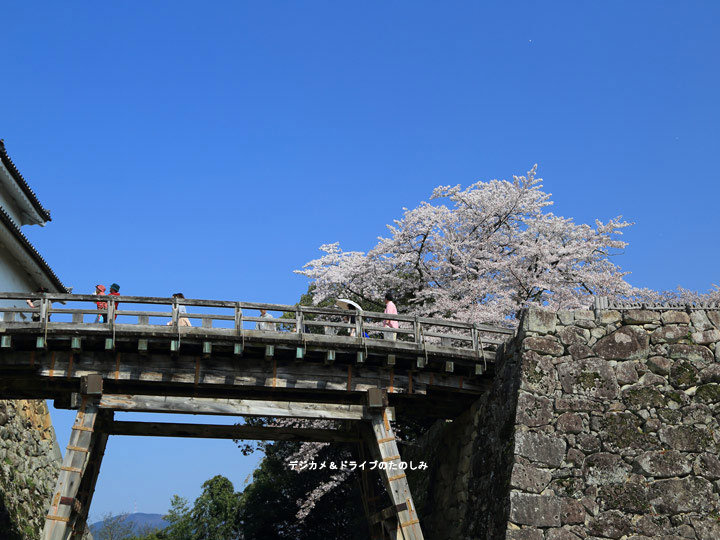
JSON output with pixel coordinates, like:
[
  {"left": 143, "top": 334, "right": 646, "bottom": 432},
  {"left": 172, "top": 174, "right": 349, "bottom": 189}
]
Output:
[{"left": 366, "top": 391, "right": 424, "bottom": 540}]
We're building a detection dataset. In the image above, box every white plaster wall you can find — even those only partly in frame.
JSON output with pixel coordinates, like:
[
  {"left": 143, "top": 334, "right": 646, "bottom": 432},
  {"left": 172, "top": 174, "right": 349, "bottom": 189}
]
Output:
[{"left": 0, "top": 241, "right": 41, "bottom": 319}]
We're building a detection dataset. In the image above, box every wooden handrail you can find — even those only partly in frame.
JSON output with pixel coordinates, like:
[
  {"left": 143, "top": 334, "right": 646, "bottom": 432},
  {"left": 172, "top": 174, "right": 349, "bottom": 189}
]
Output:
[{"left": 0, "top": 292, "right": 515, "bottom": 352}]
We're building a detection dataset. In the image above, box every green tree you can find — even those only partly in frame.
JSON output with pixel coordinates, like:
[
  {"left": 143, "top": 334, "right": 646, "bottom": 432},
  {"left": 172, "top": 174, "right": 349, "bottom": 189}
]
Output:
[{"left": 162, "top": 477, "right": 240, "bottom": 540}]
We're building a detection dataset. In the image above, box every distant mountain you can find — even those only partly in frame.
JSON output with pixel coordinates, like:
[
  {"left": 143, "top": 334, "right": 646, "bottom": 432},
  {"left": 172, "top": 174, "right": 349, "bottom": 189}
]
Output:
[{"left": 89, "top": 512, "right": 169, "bottom": 536}]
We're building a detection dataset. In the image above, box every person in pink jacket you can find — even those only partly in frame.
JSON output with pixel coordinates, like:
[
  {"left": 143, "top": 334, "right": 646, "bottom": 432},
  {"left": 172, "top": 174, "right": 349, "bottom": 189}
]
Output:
[{"left": 383, "top": 292, "right": 399, "bottom": 341}]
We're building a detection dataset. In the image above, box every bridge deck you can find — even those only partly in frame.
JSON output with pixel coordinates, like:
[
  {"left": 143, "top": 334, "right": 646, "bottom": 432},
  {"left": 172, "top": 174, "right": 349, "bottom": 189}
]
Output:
[{"left": 0, "top": 293, "right": 515, "bottom": 540}]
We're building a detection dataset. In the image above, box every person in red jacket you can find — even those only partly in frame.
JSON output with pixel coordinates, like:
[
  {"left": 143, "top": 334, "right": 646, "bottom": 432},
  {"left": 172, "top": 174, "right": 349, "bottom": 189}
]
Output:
[
  {"left": 94, "top": 284, "right": 108, "bottom": 323},
  {"left": 109, "top": 283, "right": 121, "bottom": 320}
]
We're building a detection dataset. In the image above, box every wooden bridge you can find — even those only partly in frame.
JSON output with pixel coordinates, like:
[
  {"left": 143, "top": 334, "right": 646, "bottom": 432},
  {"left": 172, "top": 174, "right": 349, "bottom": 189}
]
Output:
[{"left": 0, "top": 292, "right": 514, "bottom": 540}]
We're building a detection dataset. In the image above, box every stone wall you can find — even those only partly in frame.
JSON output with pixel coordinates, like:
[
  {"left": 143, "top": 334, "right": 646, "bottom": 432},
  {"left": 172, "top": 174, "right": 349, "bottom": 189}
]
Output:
[
  {"left": 0, "top": 399, "right": 61, "bottom": 539},
  {"left": 411, "top": 306, "right": 720, "bottom": 539},
  {"left": 506, "top": 307, "right": 720, "bottom": 539}
]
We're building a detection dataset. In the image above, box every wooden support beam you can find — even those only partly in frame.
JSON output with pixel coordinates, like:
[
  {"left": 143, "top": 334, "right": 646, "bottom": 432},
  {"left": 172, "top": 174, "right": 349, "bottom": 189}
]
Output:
[
  {"left": 42, "top": 396, "right": 103, "bottom": 540},
  {"left": 367, "top": 408, "right": 425, "bottom": 540},
  {"left": 105, "top": 420, "right": 361, "bottom": 443},
  {"left": 70, "top": 410, "right": 112, "bottom": 539},
  {"left": 98, "top": 394, "right": 373, "bottom": 420}
]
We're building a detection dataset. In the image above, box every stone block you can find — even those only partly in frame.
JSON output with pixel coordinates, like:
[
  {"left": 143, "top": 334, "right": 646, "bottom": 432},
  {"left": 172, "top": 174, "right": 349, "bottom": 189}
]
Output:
[
  {"left": 648, "top": 476, "right": 714, "bottom": 514},
  {"left": 598, "top": 482, "right": 649, "bottom": 513},
  {"left": 546, "top": 528, "right": 582, "bottom": 540},
  {"left": 668, "top": 343, "right": 714, "bottom": 364},
  {"left": 691, "top": 517, "right": 720, "bottom": 540},
  {"left": 659, "top": 425, "right": 714, "bottom": 452},
  {"left": 558, "top": 310, "right": 575, "bottom": 325},
  {"left": 509, "top": 492, "right": 562, "bottom": 527},
  {"left": 621, "top": 385, "right": 666, "bottom": 409},
  {"left": 614, "top": 362, "right": 638, "bottom": 385},
  {"left": 558, "top": 326, "right": 590, "bottom": 346},
  {"left": 567, "top": 343, "right": 593, "bottom": 359},
  {"left": 524, "top": 336, "right": 564, "bottom": 356},
  {"left": 524, "top": 309, "right": 557, "bottom": 334},
  {"left": 598, "top": 413, "right": 660, "bottom": 452},
  {"left": 593, "top": 326, "right": 650, "bottom": 361},
  {"left": 634, "top": 450, "right": 692, "bottom": 478},
  {"left": 510, "top": 462, "right": 552, "bottom": 493},
  {"left": 623, "top": 310, "right": 659, "bottom": 325},
  {"left": 695, "top": 383, "right": 720, "bottom": 404},
  {"left": 691, "top": 328, "right": 720, "bottom": 345},
  {"left": 516, "top": 392, "right": 553, "bottom": 427},
  {"left": 521, "top": 351, "right": 557, "bottom": 394},
  {"left": 597, "top": 310, "right": 621, "bottom": 325},
  {"left": 650, "top": 325, "right": 690, "bottom": 344},
  {"left": 560, "top": 497, "right": 585, "bottom": 524},
  {"left": 693, "top": 452, "right": 720, "bottom": 480},
  {"left": 669, "top": 361, "right": 700, "bottom": 389},
  {"left": 506, "top": 529, "right": 544, "bottom": 540},
  {"left": 699, "top": 363, "right": 720, "bottom": 383},
  {"left": 557, "top": 358, "right": 619, "bottom": 399},
  {"left": 555, "top": 397, "right": 603, "bottom": 412},
  {"left": 661, "top": 311, "right": 690, "bottom": 325},
  {"left": 587, "top": 510, "right": 631, "bottom": 539},
  {"left": 690, "top": 310, "right": 713, "bottom": 331},
  {"left": 647, "top": 356, "right": 672, "bottom": 376},
  {"left": 514, "top": 430, "right": 567, "bottom": 468},
  {"left": 582, "top": 452, "right": 631, "bottom": 485},
  {"left": 556, "top": 412, "right": 584, "bottom": 434}
]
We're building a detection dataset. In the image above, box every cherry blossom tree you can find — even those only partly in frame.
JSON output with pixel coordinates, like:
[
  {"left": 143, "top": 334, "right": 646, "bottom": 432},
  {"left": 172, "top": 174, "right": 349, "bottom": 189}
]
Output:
[{"left": 297, "top": 166, "right": 636, "bottom": 325}]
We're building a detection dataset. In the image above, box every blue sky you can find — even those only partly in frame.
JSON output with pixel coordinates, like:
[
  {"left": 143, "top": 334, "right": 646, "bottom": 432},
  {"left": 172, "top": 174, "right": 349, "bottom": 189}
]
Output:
[{"left": 2, "top": 1, "right": 719, "bottom": 519}]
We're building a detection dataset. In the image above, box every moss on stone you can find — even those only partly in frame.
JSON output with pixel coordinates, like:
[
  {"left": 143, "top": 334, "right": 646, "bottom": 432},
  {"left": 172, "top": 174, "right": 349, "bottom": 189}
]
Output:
[
  {"left": 602, "top": 413, "right": 658, "bottom": 450},
  {"left": 579, "top": 371, "right": 602, "bottom": 390},
  {"left": 696, "top": 384, "right": 720, "bottom": 404},
  {"left": 624, "top": 387, "right": 666, "bottom": 408},
  {"left": 671, "top": 361, "right": 699, "bottom": 388}
]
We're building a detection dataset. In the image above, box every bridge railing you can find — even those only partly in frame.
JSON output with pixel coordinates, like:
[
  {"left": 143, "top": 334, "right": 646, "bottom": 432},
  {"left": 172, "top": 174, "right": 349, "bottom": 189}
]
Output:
[{"left": 0, "top": 292, "right": 514, "bottom": 352}]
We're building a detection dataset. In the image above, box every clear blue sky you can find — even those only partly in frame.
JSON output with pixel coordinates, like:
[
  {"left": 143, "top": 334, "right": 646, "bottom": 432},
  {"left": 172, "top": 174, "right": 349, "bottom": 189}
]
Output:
[{"left": 2, "top": 1, "right": 718, "bottom": 519}]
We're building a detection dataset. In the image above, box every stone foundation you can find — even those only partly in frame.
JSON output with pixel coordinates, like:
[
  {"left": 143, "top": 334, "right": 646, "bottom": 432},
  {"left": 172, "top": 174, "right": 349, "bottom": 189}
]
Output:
[
  {"left": 411, "top": 306, "right": 720, "bottom": 539},
  {"left": 0, "top": 399, "right": 61, "bottom": 539}
]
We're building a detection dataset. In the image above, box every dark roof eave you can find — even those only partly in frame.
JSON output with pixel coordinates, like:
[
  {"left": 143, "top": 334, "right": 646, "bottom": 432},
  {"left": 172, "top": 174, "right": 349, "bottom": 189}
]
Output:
[
  {"left": 0, "top": 140, "right": 52, "bottom": 222},
  {"left": 0, "top": 206, "right": 66, "bottom": 292}
]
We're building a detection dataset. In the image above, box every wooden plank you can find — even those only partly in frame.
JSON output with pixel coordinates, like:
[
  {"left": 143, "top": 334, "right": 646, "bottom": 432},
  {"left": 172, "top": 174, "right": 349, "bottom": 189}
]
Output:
[
  {"left": 98, "top": 394, "right": 371, "bottom": 420},
  {"left": 105, "top": 420, "right": 361, "bottom": 443}
]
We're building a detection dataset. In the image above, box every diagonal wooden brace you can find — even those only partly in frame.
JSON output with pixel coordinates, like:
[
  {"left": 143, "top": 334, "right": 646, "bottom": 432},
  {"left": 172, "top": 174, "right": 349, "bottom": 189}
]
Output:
[{"left": 366, "top": 402, "right": 424, "bottom": 540}]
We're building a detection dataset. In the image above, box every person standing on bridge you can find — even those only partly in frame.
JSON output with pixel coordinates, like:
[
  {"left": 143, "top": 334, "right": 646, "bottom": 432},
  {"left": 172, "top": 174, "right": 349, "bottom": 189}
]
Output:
[
  {"left": 383, "top": 291, "right": 399, "bottom": 341},
  {"left": 256, "top": 309, "right": 277, "bottom": 331},
  {"left": 109, "top": 283, "right": 120, "bottom": 320},
  {"left": 94, "top": 284, "right": 108, "bottom": 323}
]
